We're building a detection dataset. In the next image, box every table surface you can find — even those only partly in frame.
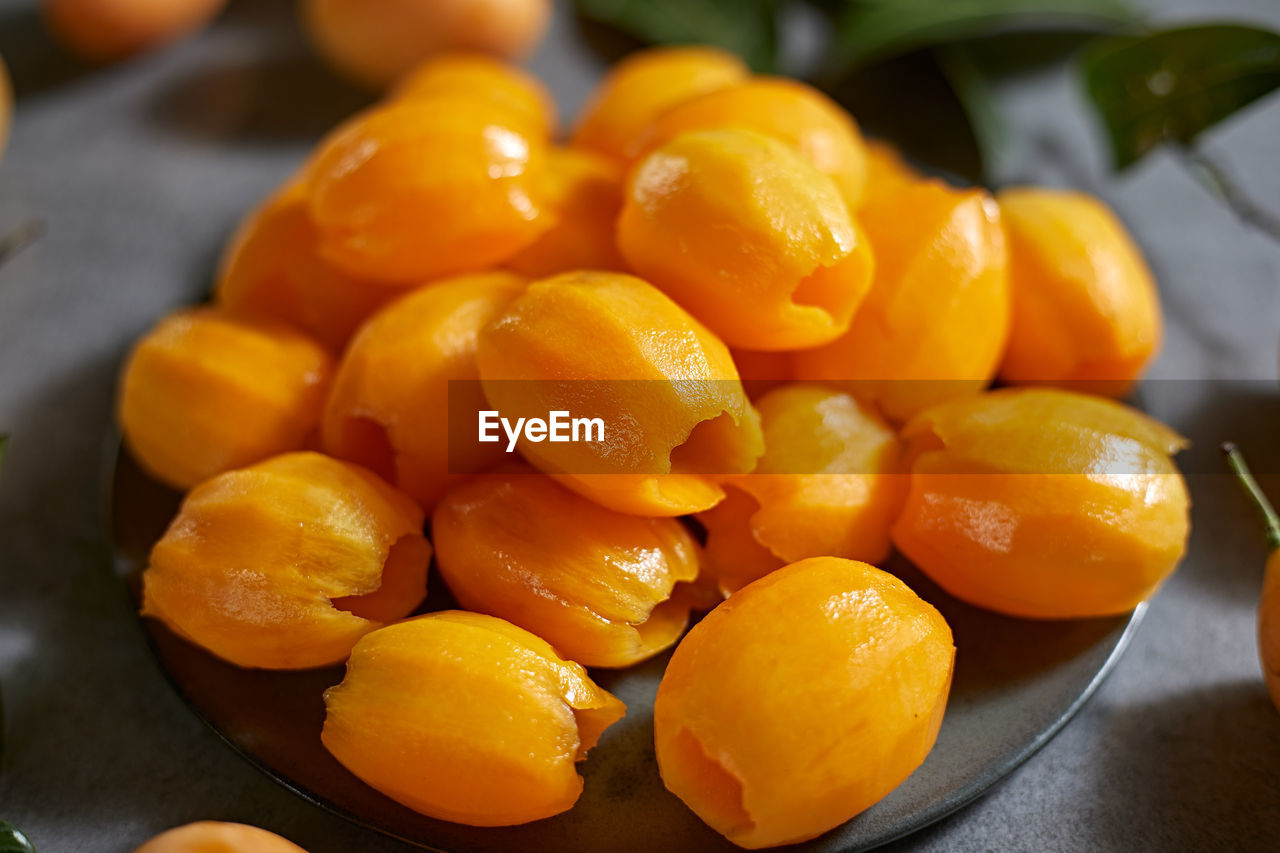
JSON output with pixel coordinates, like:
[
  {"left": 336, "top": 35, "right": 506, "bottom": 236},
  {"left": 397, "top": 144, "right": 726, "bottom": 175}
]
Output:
[{"left": 1, "top": 1, "right": 1279, "bottom": 851}]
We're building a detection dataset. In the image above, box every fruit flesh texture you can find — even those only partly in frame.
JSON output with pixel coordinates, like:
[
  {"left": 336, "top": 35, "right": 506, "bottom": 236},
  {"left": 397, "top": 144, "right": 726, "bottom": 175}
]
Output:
[
  {"left": 117, "top": 308, "right": 332, "bottom": 491},
  {"left": 391, "top": 52, "right": 558, "bottom": 139},
  {"left": 322, "top": 271, "right": 526, "bottom": 512},
  {"left": 618, "top": 129, "right": 875, "bottom": 351},
  {"left": 302, "top": 0, "right": 551, "bottom": 89},
  {"left": 891, "top": 388, "right": 1190, "bottom": 619},
  {"left": 633, "top": 77, "right": 869, "bottom": 210},
  {"left": 477, "top": 270, "right": 763, "bottom": 516},
  {"left": 1263, "top": 551, "right": 1280, "bottom": 712},
  {"left": 433, "top": 472, "right": 703, "bottom": 666},
  {"left": 142, "top": 452, "right": 430, "bottom": 669},
  {"left": 44, "top": 0, "right": 227, "bottom": 62},
  {"left": 304, "top": 99, "right": 548, "bottom": 284},
  {"left": 698, "top": 384, "right": 905, "bottom": 594},
  {"left": 654, "top": 557, "right": 954, "bottom": 849},
  {"left": 572, "top": 46, "right": 750, "bottom": 162},
  {"left": 997, "top": 187, "right": 1162, "bottom": 393},
  {"left": 507, "top": 147, "right": 628, "bottom": 277},
  {"left": 322, "top": 611, "right": 625, "bottom": 825},
  {"left": 133, "top": 821, "right": 309, "bottom": 853},
  {"left": 793, "top": 179, "right": 1010, "bottom": 422},
  {"left": 215, "top": 180, "right": 398, "bottom": 352}
]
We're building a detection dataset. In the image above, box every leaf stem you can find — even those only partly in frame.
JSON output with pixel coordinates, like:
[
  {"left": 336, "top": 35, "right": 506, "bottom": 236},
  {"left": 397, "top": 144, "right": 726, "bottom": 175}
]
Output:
[
  {"left": 1179, "top": 148, "right": 1280, "bottom": 245},
  {"left": 1222, "top": 441, "right": 1280, "bottom": 551}
]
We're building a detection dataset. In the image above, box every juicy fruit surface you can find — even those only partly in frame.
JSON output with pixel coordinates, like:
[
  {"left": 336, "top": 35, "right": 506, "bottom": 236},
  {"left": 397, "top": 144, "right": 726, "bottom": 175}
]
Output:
[
  {"left": 322, "top": 611, "right": 625, "bottom": 825},
  {"left": 655, "top": 557, "right": 954, "bottom": 849},
  {"left": 133, "top": 821, "right": 309, "bottom": 853},
  {"left": 142, "top": 452, "right": 429, "bottom": 668},
  {"left": 391, "top": 52, "right": 558, "bottom": 138},
  {"left": 892, "top": 388, "right": 1190, "bottom": 619}
]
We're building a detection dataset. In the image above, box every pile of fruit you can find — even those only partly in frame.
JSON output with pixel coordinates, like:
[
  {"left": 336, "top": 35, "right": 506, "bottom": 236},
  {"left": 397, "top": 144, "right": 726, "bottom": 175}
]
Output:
[{"left": 115, "top": 47, "right": 1191, "bottom": 849}]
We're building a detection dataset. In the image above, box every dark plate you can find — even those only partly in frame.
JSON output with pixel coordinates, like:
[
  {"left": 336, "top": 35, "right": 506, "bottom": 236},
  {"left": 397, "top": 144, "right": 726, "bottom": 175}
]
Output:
[{"left": 108, "top": 445, "right": 1142, "bottom": 853}]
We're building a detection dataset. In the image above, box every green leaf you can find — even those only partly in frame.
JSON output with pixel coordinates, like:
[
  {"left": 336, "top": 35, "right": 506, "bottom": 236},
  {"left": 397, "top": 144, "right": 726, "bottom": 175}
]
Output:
[
  {"left": 1082, "top": 24, "right": 1280, "bottom": 169},
  {"left": 829, "top": 0, "right": 1138, "bottom": 74},
  {"left": 0, "top": 822, "right": 36, "bottom": 853},
  {"left": 573, "top": 0, "right": 779, "bottom": 71},
  {"left": 935, "top": 44, "right": 1007, "bottom": 180}
]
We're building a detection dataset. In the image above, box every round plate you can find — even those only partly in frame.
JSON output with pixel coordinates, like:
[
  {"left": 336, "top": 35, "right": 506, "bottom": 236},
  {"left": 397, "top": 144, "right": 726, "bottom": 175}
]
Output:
[{"left": 109, "top": 446, "right": 1142, "bottom": 853}]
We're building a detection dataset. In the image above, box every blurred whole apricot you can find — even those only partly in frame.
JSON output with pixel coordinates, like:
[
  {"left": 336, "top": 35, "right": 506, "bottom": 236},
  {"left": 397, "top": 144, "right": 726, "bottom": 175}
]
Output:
[
  {"left": 506, "top": 147, "right": 627, "bottom": 277},
  {"left": 44, "top": 0, "right": 226, "bottom": 62},
  {"left": 302, "top": 0, "right": 551, "bottom": 89},
  {"left": 634, "top": 78, "right": 869, "bottom": 209},
  {"left": 133, "top": 821, "right": 308, "bottom": 853},
  {"left": 618, "top": 129, "right": 874, "bottom": 351},
  {"left": 392, "top": 52, "right": 557, "bottom": 138},
  {"left": 697, "top": 384, "right": 904, "bottom": 595},
  {"left": 997, "top": 187, "right": 1162, "bottom": 393},
  {"left": 434, "top": 472, "right": 703, "bottom": 666},
  {"left": 215, "top": 180, "right": 397, "bottom": 352},
  {"left": 0, "top": 56, "right": 10, "bottom": 160},
  {"left": 476, "top": 271, "right": 763, "bottom": 516},
  {"left": 572, "top": 46, "right": 749, "bottom": 162},
  {"left": 322, "top": 611, "right": 624, "bottom": 825},
  {"left": 117, "top": 308, "right": 332, "bottom": 491},
  {"left": 142, "top": 452, "right": 430, "bottom": 669},
  {"left": 322, "top": 271, "right": 527, "bottom": 512},
  {"left": 655, "top": 557, "right": 954, "bottom": 848},
  {"left": 892, "top": 388, "right": 1190, "bottom": 619},
  {"left": 304, "top": 100, "right": 548, "bottom": 284},
  {"left": 793, "top": 180, "right": 1010, "bottom": 422}
]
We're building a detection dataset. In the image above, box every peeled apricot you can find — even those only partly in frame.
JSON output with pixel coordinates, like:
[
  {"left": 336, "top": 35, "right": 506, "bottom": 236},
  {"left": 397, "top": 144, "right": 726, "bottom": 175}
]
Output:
[
  {"left": 304, "top": 100, "right": 548, "bottom": 284},
  {"left": 391, "top": 52, "right": 557, "bottom": 138},
  {"left": 634, "top": 78, "right": 869, "bottom": 209},
  {"left": 133, "top": 821, "right": 308, "bottom": 853},
  {"left": 434, "top": 472, "right": 703, "bottom": 666},
  {"left": 731, "top": 348, "right": 793, "bottom": 399},
  {"left": 476, "top": 270, "right": 763, "bottom": 516},
  {"left": 43, "top": 0, "right": 226, "bottom": 63},
  {"left": 892, "top": 388, "right": 1190, "bottom": 619},
  {"left": 572, "top": 46, "right": 749, "bottom": 162},
  {"left": 618, "top": 129, "right": 874, "bottom": 351},
  {"left": 302, "top": 0, "right": 551, "bottom": 90},
  {"left": 655, "top": 557, "right": 954, "bottom": 848},
  {"left": 322, "top": 271, "right": 525, "bottom": 511},
  {"left": 142, "top": 452, "right": 430, "bottom": 669},
  {"left": 861, "top": 138, "right": 921, "bottom": 205},
  {"left": 214, "top": 180, "right": 397, "bottom": 352},
  {"left": 997, "top": 187, "right": 1162, "bottom": 393},
  {"left": 322, "top": 611, "right": 625, "bottom": 825},
  {"left": 506, "top": 147, "right": 627, "bottom": 277},
  {"left": 698, "top": 384, "right": 904, "bottom": 595},
  {"left": 117, "top": 308, "right": 332, "bottom": 491},
  {"left": 793, "top": 179, "right": 1010, "bottom": 422}
]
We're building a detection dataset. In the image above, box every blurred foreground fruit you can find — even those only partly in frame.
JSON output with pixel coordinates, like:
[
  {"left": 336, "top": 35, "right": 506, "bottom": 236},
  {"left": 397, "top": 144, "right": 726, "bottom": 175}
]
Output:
[
  {"left": 618, "top": 129, "right": 874, "bottom": 351},
  {"left": 892, "top": 388, "right": 1190, "bottom": 619},
  {"left": 44, "top": 0, "right": 226, "bottom": 62},
  {"left": 655, "top": 557, "right": 954, "bottom": 848},
  {"left": 477, "top": 271, "right": 763, "bottom": 516},
  {"left": 117, "top": 308, "right": 332, "bottom": 491},
  {"left": 434, "top": 472, "right": 703, "bottom": 666},
  {"left": 997, "top": 187, "right": 1162, "bottom": 393},
  {"left": 1221, "top": 442, "right": 1280, "bottom": 713},
  {"left": 698, "top": 385, "right": 904, "bottom": 595},
  {"left": 302, "top": 0, "right": 551, "bottom": 89},
  {"left": 133, "top": 821, "right": 308, "bottom": 853},
  {"left": 142, "top": 452, "right": 430, "bottom": 668},
  {"left": 322, "top": 611, "right": 625, "bottom": 824}
]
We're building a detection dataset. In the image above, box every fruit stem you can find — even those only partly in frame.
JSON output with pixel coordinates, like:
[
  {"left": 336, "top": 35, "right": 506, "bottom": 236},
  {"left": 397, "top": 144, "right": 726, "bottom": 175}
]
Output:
[{"left": 1222, "top": 441, "right": 1280, "bottom": 552}]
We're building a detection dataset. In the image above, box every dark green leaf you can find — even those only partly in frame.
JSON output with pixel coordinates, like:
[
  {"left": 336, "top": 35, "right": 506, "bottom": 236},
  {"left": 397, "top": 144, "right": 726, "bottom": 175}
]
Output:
[
  {"left": 0, "top": 822, "right": 36, "bottom": 853},
  {"left": 1082, "top": 24, "right": 1280, "bottom": 169},
  {"left": 829, "top": 0, "right": 1138, "bottom": 74},
  {"left": 573, "top": 0, "right": 779, "bottom": 71},
  {"left": 936, "top": 44, "right": 1007, "bottom": 181}
]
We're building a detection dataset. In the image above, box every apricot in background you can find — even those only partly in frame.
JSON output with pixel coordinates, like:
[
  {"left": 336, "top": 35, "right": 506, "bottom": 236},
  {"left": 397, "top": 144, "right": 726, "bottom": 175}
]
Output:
[
  {"left": 133, "top": 821, "right": 308, "bottom": 853},
  {"left": 391, "top": 52, "right": 557, "bottom": 138},
  {"left": 618, "top": 129, "right": 874, "bottom": 351},
  {"left": 892, "top": 388, "right": 1190, "bottom": 619},
  {"left": 322, "top": 611, "right": 624, "bottom": 825},
  {"left": 142, "top": 452, "right": 430, "bottom": 669},
  {"left": 44, "top": 0, "right": 226, "bottom": 63},
  {"left": 117, "top": 308, "right": 332, "bottom": 491},
  {"left": 433, "top": 472, "right": 703, "bottom": 667},
  {"left": 655, "top": 557, "right": 954, "bottom": 848},
  {"left": 860, "top": 138, "right": 921, "bottom": 205}
]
